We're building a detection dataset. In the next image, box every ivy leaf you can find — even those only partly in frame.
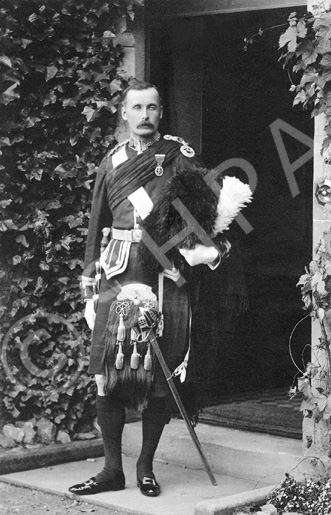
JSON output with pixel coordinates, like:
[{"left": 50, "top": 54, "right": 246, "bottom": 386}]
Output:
[
  {"left": 67, "top": 259, "right": 81, "bottom": 270},
  {"left": 110, "top": 78, "right": 123, "bottom": 95},
  {"left": 21, "top": 39, "right": 32, "bottom": 48},
  {"left": 317, "top": 396, "right": 328, "bottom": 412},
  {"left": 309, "top": 260, "right": 319, "bottom": 273},
  {"left": 69, "top": 134, "right": 79, "bottom": 146},
  {"left": 48, "top": 200, "right": 62, "bottom": 209},
  {"left": 0, "top": 219, "right": 18, "bottom": 231},
  {"left": 302, "top": 48, "right": 319, "bottom": 66},
  {"left": 293, "top": 89, "right": 308, "bottom": 106},
  {"left": 320, "top": 55, "right": 331, "bottom": 67},
  {"left": 322, "top": 69, "right": 331, "bottom": 85},
  {"left": 0, "top": 137, "right": 11, "bottom": 146},
  {"left": 11, "top": 135, "right": 25, "bottom": 144},
  {"left": 292, "top": 62, "right": 304, "bottom": 73},
  {"left": 298, "top": 377, "right": 311, "bottom": 397},
  {"left": 54, "top": 164, "right": 76, "bottom": 179},
  {"left": 279, "top": 26, "right": 297, "bottom": 51},
  {"left": 58, "top": 277, "right": 70, "bottom": 284},
  {"left": 314, "top": 15, "right": 331, "bottom": 40},
  {"left": 300, "top": 398, "right": 315, "bottom": 411},
  {"left": 0, "top": 199, "right": 12, "bottom": 208},
  {"left": 16, "top": 234, "right": 29, "bottom": 247},
  {"left": 297, "top": 20, "right": 307, "bottom": 39},
  {"left": 316, "top": 39, "right": 331, "bottom": 54},
  {"left": 322, "top": 396, "right": 331, "bottom": 419},
  {"left": 82, "top": 106, "right": 96, "bottom": 122},
  {"left": 0, "top": 56, "right": 12, "bottom": 68},
  {"left": 18, "top": 277, "right": 30, "bottom": 289},
  {"left": 297, "top": 273, "right": 310, "bottom": 286},
  {"left": 63, "top": 98, "right": 76, "bottom": 108},
  {"left": 77, "top": 83, "right": 94, "bottom": 94},
  {"left": 103, "top": 30, "right": 115, "bottom": 38},
  {"left": 1, "top": 82, "right": 20, "bottom": 104},
  {"left": 315, "top": 277, "right": 327, "bottom": 295},
  {"left": 43, "top": 91, "right": 57, "bottom": 106},
  {"left": 46, "top": 66, "right": 58, "bottom": 82},
  {"left": 26, "top": 117, "right": 41, "bottom": 128},
  {"left": 300, "top": 72, "right": 317, "bottom": 87},
  {"left": 30, "top": 169, "right": 43, "bottom": 181},
  {"left": 28, "top": 13, "right": 40, "bottom": 23},
  {"left": 95, "top": 100, "right": 111, "bottom": 109}
]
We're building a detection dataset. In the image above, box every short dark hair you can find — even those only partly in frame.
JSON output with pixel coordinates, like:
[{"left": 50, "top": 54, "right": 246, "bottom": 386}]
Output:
[{"left": 121, "top": 80, "right": 162, "bottom": 106}]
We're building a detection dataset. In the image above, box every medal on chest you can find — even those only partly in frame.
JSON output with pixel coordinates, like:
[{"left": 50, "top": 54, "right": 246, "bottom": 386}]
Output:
[{"left": 155, "top": 154, "right": 165, "bottom": 176}]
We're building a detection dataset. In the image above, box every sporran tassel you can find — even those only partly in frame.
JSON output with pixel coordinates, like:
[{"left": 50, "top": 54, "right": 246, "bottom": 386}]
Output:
[
  {"left": 117, "top": 313, "right": 126, "bottom": 341},
  {"left": 130, "top": 328, "right": 140, "bottom": 370},
  {"left": 115, "top": 313, "right": 126, "bottom": 370},
  {"left": 144, "top": 342, "right": 152, "bottom": 371},
  {"left": 115, "top": 341, "right": 124, "bottom": 370}
]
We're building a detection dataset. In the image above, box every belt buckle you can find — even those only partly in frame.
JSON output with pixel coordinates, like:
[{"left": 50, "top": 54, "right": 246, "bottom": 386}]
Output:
[{"left": 132, "top": 229, "right": 142, "bottom": 242}]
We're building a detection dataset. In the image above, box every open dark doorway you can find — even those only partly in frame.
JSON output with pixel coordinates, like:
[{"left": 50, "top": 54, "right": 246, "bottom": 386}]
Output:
[{"left": 148, "top": 6, "right": 313, "bottom": 408}]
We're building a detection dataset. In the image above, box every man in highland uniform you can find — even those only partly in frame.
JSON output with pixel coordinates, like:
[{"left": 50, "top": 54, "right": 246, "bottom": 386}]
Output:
[{"left": 69, "top": 81, "right": 245, "bottom": 498}]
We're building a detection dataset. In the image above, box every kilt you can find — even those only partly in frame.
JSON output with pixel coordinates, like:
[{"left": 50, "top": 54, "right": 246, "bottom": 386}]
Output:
[{"left": 88, "top": 243, "right": 190, "bottom": 404}]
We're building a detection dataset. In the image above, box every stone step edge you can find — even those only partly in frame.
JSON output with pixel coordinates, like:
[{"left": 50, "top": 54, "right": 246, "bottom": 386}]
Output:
[
  {"left": 194, "top": 484, "right": 276, "bottom": 515},
  {"left": 0, "top": 419, "right": 302, "bottom": 479}
]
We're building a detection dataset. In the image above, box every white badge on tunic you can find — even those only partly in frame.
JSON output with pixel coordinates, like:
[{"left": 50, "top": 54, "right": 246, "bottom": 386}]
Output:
[
  {"left": 128, "top": 187, "right": 154, "bottom": 220},
  {"left": 112, "top": 145, "right": 128, "bottom": 169}
]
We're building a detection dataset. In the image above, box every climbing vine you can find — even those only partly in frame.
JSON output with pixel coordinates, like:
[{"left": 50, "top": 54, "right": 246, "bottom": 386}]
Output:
[
  {"left": 295, "top": 230, "right": 331, "bottom": 426},
  {"left": 0, "top": 0, "right": 142, "bottom": 437},
  {"left": 245, "top": 1, "right": 331, "bottom": 153}
]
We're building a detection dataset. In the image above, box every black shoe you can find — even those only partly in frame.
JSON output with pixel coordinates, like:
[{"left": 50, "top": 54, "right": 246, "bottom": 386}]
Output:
[
  {"left": 137, "top": 476, "right": 161, "bottom": 497},
  {"left": 69, "top": 475, "right": 125, "bottom": 496}
]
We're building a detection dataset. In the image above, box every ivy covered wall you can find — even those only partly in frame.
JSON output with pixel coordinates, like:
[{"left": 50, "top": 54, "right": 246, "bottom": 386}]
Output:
[{"left": 0, "top": 0, "right": 141, "bottom": 438}]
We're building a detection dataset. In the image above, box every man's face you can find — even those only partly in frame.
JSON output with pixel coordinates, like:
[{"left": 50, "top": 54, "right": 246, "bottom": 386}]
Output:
[{"left": 121, "top": 87, "right": 162, "bottom": 142}]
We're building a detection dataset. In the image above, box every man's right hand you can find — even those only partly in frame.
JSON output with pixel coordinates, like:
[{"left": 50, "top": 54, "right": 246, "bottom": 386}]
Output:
[
  {"left": 84, "top": 301, "right": 96, "bottom": 330},
  {"left": 164, "top": 267, "right": 181, "bottom": 282}
]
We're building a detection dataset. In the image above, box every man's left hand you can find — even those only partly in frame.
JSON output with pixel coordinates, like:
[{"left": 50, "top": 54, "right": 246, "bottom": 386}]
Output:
[{"left": 179, "top": 244, "right": 219, "bottom": 266}]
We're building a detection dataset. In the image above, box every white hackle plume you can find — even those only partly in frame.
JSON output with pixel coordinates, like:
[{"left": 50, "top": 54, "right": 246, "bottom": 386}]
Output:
[{"left": 213, "top": 176, "right": 253, "bottom": 235}]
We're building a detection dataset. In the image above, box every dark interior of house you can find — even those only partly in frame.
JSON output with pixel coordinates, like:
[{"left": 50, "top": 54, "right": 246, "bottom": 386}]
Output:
[{"left": 148, "top": 7, "right": 313, "bottom": 415}]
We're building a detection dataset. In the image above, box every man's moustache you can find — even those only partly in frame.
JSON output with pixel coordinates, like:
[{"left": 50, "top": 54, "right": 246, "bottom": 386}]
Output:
[{"left": 138, "top": 123, "right": 154, "bottom": 128}]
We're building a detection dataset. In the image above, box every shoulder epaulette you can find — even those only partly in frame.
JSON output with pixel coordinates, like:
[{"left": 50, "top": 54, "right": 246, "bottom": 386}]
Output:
[
  {"left": 163, "top": 134, "right": 195, "bottom": 158},
  {"left": 107, "top": 139, "right": 129, "bottom": 156}
]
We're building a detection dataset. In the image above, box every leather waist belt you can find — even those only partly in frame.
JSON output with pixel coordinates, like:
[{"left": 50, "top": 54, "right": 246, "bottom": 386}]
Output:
[{"left": 112, "top": 228, "right": 142, "bottom": 243}]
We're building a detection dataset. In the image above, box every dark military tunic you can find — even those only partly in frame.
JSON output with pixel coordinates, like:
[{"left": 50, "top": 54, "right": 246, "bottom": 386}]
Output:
[{"left": 81, "top": 136, "right": 201, "bottom": 403}]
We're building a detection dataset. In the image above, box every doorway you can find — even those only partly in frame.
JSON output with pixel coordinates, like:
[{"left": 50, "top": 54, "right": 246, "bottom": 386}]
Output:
[{"left": 148, "top": 6, "right": 313, "bottom": 404}]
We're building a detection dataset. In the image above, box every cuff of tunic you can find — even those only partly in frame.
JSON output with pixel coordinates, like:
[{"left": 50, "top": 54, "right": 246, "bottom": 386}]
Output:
[
  {"left": 80, "top": 275, "right": 95, "bottom": 299},
  {"left": 207, "top": 237, "right": 231, "bottom": 270},
  {"left": 207, "top": 252, "right": 222, "bottom": 270}
]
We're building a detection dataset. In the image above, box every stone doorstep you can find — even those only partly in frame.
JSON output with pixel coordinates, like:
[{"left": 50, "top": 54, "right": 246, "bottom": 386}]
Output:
[
  {"left": 129, "top": 419, "right": 304, "bottom": 483},
  {"left": 194, "top": 485, "right": 276, "bottom": 515},
  {"left": 1, "top": 419, "right": 304, "bottom": 481},
  {"left": 0, "top": 420, "right": 310, "bottom": 515},
  {"left": 2, "top": 419, "right": 303, "bottom": 476}
]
